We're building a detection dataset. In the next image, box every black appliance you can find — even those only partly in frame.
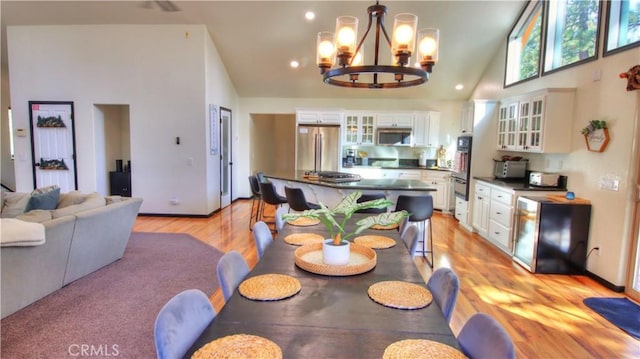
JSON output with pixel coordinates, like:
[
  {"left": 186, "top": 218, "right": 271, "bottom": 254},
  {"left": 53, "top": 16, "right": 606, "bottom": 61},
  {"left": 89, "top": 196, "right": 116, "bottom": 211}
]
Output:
[
  {"left": 452, "top": 136, "right": 472, "bottom": 200},
  {"left": 376, "top": 128, "right": 413, "bottom": 146},
  {"left": 513, "top": 196, "right": 591, "bottom": 274}
]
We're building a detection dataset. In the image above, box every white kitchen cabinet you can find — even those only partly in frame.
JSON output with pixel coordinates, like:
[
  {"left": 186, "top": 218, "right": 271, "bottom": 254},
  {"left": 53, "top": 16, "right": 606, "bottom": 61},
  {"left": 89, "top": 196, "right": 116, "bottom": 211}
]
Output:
[
  {"left": 422, "top": 170, "right": 453, "bottom": 212},
  {"left": 296, "top": 110, "right": 342, "bottom": 125},
  {"left": 413, "top": 111, "right": 440, "bottom": 147},
  {"left": 471, "top": 181, "right": 491, "bottom": 238},
  {"left": 460, "top": 102, "right": 473, "bottom": 135},
  {"left": 397, "top": 170, "right": 422, "bottom": 180},
  {"left": 343, "top": 113, "right": 376, "bottom": 145},
  {"left": 497, "top": 88, "right": 575, "bottom": 153},
  {"left": 455, "top": 197, "right": 472, "bottom": 230},
  {"left": 376, "top": 113, "right": 413, "bottom": 128},
  {"left": 472, "top": 179, "right": 566, "bottom": 254}
]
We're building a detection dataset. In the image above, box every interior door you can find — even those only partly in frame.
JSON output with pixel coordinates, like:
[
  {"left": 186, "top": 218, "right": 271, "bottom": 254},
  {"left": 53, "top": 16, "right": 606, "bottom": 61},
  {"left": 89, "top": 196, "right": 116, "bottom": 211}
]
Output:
[
  {"left": 220, "top": 107, "right": 232, "bottom": 208},
  {"left": 628, "top": 93, "right": 640, "bottom": 302},
  {"left": 29, "top": 101, "right": 78, "bottom": 192}
]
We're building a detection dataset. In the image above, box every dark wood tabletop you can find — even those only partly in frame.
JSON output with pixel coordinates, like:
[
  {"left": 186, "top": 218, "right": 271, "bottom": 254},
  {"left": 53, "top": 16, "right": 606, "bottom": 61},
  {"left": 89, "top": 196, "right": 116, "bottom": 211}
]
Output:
[{"left": 185, "top": 220, "right": 460, "bottom": 358}]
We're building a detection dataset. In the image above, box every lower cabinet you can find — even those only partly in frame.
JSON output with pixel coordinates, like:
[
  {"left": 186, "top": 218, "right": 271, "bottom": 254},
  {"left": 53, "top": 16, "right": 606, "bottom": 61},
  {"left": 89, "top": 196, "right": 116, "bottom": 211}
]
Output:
[
  {"left": 472, "top": 179, "right": 565, "bottom": 255},
  {"left": 454, "top": 196, "right": 471, "bottom": 230},
  {"left": 109, "top": 171, "right": 131, "bottom": 197},
  {"left": 422, "top": 170, "right": 453, "bottom": 213}
]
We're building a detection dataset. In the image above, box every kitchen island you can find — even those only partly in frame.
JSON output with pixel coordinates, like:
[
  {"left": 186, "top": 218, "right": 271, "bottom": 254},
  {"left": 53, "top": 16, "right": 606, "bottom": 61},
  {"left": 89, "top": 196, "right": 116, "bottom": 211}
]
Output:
[{"left": 265, "top": 171, "right": 436, "bottom": 208}]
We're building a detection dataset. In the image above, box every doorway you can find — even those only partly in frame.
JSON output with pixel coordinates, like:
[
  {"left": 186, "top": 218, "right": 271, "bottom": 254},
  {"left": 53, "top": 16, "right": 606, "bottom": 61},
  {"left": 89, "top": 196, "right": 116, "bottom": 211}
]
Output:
[
  {"left": 629, "top": 92, "right": 640, "bottom": 302},
  {"left": 249, "top": 114, "right": 296, "bottom": 176},
  {"left": 220, "top": 107, "right": 232, "bottom": 208},
  {"left": 94, "top": 104, "right": 130, "bottom": 196}
]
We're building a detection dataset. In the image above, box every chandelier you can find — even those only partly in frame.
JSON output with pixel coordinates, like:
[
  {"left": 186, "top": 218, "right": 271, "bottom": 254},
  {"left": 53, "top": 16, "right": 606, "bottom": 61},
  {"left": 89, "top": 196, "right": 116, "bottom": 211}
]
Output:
[{"left": 316, "top": 1, "right": 439, "bottom": 89}]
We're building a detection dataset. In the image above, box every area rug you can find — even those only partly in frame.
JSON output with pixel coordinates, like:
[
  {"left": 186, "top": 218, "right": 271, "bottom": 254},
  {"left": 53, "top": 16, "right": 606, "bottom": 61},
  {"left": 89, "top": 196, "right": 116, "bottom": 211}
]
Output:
[
  {"left": 583, "top": 297, "right": 640, "bottom": 340},
  {"left": 1, "top": 232, "right": 222, "bottom": 358}
]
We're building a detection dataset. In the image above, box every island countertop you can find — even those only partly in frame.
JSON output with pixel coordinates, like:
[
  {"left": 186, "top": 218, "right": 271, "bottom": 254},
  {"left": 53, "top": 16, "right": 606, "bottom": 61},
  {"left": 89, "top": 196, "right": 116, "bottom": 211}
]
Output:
[{"left": 265, "top": 171, "right": 436, "bottom": 191}]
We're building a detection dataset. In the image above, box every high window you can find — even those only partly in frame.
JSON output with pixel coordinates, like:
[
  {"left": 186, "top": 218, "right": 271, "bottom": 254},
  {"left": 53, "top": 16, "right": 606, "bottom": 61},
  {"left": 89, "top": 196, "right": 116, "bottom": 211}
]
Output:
[
  {"left": 543, "top": 0, "right": 601, "bottom": 73},
  {"left": 505, "top": 1, "right": 543, "bottom": 86},
  {"left": 604, "top": 0, "right": 640, "bottom": 55}
]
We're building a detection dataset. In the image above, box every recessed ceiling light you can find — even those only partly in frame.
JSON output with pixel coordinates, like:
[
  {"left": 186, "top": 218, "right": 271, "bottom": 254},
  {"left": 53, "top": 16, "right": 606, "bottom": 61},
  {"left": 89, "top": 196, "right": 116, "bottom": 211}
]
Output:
[
  {"left": 290, "top": 60, "right": 300, "bottom": 68},
  {"left": 305, "top": 11, "right": 315, "bottom": 21},
  {"left": 455, "top": 84, "right": 464, "bottom": 90}
]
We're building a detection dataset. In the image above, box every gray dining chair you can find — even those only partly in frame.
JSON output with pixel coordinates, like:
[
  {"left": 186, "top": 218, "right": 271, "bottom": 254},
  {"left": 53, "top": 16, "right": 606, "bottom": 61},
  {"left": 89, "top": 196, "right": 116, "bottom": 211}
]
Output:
[
  {"left": 154, "top": 289, "right": 216, "bottom": 359},
  {"left": 457, "top": 312, "right": 515, "bottom": 359},
  {"left": 216, "top": 250, "right": 250, "bottom": 301},
  {"left": 400, "top": 222, "right": 420, "bottom": 257},
  {"left": 427, "top": 267, "right": 460, "bottom": 323},
  {"left": 275, "top": 206, "right": 288, "bottom": 233},
  {"left": 252, "top": 221, "right": 273, "bottom": 259}
]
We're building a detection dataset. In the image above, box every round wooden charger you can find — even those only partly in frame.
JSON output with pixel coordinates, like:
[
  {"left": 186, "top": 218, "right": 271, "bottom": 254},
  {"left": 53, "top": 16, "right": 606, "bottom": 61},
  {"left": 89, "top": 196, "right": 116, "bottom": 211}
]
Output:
[
  {"left": 368, "top": 281, "right": 433, "bottom": 309},
  {"left": 283, "top": 232, "right": 324, "bottom": 246},
  {"left": 238, "top": 274, "right": 301, "bottom": 301},
  {"left": 383, "top": 339, "right": 467, "bottom": 359},
  {"left": 353, "top": 235, "right": 396, "bottom": 249},
  {"left": 371, "top": 223, "right": 399, "bottom": 230},
  {"left": 191, "top": 334, "right": 282, "bottom": 359},
  {"left": 287, "top": 217, "right": 320, "bottom": 226}
]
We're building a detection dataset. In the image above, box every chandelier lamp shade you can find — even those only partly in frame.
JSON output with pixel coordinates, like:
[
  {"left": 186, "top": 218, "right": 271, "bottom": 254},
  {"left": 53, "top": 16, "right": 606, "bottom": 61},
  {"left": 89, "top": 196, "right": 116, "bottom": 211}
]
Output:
[{"left": 316, "top": 1, "right": 439, "bottom": 89}]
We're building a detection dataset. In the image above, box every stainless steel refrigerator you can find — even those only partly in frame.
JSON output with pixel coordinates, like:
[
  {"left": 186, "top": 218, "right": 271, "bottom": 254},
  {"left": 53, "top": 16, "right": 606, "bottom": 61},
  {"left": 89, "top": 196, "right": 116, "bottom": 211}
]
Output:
[{"left": 296, "top": 124, "right": 340, "bottom": 173}]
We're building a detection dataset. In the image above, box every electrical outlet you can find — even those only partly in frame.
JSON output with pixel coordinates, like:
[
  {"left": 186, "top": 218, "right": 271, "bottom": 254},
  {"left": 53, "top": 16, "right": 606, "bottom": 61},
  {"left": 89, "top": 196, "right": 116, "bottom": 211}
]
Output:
[{"left": 170, "top": 197, "right": 180, "bottom": 206}]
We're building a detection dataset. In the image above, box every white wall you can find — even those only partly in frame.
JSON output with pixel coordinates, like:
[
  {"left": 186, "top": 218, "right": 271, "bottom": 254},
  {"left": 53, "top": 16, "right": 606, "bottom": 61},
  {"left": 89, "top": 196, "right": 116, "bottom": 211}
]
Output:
[
  {"left": 7, "top": 24, "right": 237, "bottom": 215},
  {"left": 1, "top": 41, "right": 15, "bottom": 191},
  {"left": 470, "top": 36, "right": 640, "bottom": 286}
]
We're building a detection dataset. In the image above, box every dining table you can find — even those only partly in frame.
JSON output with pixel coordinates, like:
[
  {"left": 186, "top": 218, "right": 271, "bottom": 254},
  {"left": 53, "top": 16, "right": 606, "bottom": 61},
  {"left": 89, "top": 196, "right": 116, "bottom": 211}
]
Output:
[{"left": 185, "top": 217, "right": 460, "bottom": 358}]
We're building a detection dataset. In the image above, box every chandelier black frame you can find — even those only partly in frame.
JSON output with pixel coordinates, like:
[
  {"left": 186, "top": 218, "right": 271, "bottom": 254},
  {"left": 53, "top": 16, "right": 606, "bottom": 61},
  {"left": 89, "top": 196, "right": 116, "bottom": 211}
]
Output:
[{"left": 318, "top": 2, "right": 437, "bottom": 89}]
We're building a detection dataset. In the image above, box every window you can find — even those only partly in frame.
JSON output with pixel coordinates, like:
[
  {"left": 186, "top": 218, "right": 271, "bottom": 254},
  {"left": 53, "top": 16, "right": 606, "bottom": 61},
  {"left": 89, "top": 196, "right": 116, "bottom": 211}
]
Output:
[
  {"left": 543, "top": 0, "right": 601, "bottom": 73},
  {"left": 505, "top": 1, "right": 544, "bottom": 86},
  {"left": 604, "top": 0, "right": 640, "bottom": 55}
]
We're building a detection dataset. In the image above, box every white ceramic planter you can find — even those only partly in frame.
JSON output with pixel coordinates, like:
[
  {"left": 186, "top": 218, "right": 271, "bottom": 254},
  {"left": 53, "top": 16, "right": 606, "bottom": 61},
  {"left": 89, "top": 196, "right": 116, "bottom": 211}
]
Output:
[{"left": 322, "top": 239, "right": 350, "bottom": 265}]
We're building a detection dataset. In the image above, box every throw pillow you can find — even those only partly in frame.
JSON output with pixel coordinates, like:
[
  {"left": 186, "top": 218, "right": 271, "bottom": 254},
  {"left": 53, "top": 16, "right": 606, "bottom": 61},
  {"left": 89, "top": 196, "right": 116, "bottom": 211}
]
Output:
[
  {"left": 1, "top": 192, "right": 31, "bottom": 218},
  {"left": 24, "top": 188, "right": 61, "bottom": 212},
  {"left": 57, "top": 190, "right": 86, "bottom": 208}
]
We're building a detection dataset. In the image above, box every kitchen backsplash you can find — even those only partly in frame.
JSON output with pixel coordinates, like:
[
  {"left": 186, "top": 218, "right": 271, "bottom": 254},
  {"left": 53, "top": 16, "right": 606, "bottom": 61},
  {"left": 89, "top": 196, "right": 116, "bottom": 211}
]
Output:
[{"left": 342, "top": 145, "right": 438, "bottom": 161}]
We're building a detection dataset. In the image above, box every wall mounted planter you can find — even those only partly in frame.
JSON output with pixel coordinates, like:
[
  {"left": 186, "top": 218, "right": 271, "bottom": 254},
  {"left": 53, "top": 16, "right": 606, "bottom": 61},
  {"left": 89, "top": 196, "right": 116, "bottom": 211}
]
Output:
[{"left": 584, "top": 128, "right": 610, "bottom": 152}]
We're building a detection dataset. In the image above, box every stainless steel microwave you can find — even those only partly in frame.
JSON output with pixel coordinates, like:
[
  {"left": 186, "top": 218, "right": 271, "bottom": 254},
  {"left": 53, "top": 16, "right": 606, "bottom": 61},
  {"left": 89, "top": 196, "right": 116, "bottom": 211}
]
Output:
[{"left": 376, "top": 128, "right": 412, "bottom": 146}]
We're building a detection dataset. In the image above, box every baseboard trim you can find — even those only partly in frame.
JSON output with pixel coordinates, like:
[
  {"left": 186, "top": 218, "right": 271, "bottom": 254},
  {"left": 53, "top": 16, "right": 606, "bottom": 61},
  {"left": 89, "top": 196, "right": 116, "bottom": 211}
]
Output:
[
  {"left": 585, "top": 270, "right": 625, "bottom": 292},
  {"left": 137, "top": 197, "right": 252, "bottom": 218}
]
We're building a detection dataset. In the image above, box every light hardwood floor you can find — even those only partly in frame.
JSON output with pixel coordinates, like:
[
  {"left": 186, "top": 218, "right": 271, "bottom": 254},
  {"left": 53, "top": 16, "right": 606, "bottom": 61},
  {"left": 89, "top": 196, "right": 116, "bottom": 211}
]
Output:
[{"left": 133, "top": 199, "right": 639, "bottom": 359}]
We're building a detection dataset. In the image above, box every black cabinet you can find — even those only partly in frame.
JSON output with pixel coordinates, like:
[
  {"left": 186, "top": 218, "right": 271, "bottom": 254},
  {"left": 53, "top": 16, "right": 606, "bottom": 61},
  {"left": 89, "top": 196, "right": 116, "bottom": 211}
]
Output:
[{"left": 109, "top": 171, "right": 131, "bottom": 197}]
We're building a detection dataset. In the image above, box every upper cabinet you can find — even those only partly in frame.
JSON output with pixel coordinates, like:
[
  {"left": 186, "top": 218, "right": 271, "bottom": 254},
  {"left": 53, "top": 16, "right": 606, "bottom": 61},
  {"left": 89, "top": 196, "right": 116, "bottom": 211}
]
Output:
[
  {"left": 497, "top": 88, "right": 576, "bottom": 153},
  {"left": 460, "top": 102, "right": 474, "bottom": 135},
  {"left": 376, "top": 113, "right": 413, "bottom": 128},
  {"left": 296, "top": 110, "right": 342, "bottom": 125},
  {"left": 343, "top": 112, "right": 376, "bottom": 145},
  {"left": 413, "top": 111, "right": 440, "bottom": 147}
]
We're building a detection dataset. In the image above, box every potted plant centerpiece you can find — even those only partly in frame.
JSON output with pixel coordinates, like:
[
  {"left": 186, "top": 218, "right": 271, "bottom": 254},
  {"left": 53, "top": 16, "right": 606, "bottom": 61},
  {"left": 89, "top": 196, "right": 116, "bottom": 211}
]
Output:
[{"left": 282, "top": 191, "right": 408, "bottom": 265}]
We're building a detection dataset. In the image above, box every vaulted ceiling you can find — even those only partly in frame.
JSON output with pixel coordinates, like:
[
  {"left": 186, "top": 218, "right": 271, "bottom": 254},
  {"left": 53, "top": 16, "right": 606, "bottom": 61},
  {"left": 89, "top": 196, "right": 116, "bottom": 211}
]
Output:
[{"left": 1, "top": 1, "right": 526, "bottom": 100}]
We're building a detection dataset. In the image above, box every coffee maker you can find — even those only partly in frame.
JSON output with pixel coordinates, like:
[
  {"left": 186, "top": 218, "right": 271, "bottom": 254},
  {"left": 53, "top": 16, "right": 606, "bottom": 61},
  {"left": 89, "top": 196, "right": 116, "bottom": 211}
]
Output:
[{"left": 346, "top": 149, "right": 356, "bottom": 166}]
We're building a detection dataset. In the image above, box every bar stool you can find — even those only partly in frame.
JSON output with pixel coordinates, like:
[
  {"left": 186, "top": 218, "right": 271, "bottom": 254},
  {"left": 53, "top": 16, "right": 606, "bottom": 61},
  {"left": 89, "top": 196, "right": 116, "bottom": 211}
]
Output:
[
  {"left": 355, "top": 193, "right": 387, "bottom": 214},
  {"left": 248, "top": 175, "right": 262, "bottom": 230},
  {"left": 395, "top": 195, "right": 434, "bottom": 267},
  {"left": 284, "top": 186, "right": 321, "bottom": 211},
  {"left": 258, "top": 181, "right": 288, "bottom": 226}
]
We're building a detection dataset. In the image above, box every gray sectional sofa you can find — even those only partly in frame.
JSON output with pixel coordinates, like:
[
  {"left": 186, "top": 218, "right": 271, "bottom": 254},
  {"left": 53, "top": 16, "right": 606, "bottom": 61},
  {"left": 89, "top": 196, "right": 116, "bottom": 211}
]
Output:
[{"left": 0, "top": 191, "right": 143, "bottom": 318}]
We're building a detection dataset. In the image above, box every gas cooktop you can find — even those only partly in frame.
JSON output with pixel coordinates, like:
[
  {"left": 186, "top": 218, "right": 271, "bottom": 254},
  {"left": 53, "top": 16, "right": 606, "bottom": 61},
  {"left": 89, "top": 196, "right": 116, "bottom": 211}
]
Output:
[{"left": 316, "top": 171, "right": 362, "bottom": 183}]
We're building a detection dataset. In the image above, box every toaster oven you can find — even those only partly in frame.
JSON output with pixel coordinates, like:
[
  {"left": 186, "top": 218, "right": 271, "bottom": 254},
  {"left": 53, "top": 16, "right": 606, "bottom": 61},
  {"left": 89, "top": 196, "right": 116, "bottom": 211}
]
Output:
[{"left": 493, "top": 160, "right": 527, "bottom": 179}]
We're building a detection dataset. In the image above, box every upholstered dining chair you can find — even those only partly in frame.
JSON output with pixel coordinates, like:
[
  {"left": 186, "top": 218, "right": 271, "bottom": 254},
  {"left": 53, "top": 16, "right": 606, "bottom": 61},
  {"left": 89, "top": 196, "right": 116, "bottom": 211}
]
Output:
[
  {"left": 457, "top": 312, "right": 516, "bottom": 359},
  {"left": 275, "top": 206, "right": 288, "bottom": 233},
  {"left": 395, "top": 194, "right": 434, "bottom": 267},
  {"left": 400, "top": 222, "right": 420, "bottom": 257},
  {"left": 248, "top": 175, "right": 263, "bottom": 230},
  {"left": 154, "top": 289, "right": 216, "bottom": 359},
  {"left": 355, "top": 193, "right": 387, "bottom": 214},
  {"left": 427, "top": 267, "right": 460, "bottom": 323},
  {"left": 252, "top": 221, "right": 273, "bottom": 259},
  {"left": 284, "top": 186, "right": 321, "bottom": 211},
  {"left": 216, "top": 250, "right": 250, "bottom": 301}
]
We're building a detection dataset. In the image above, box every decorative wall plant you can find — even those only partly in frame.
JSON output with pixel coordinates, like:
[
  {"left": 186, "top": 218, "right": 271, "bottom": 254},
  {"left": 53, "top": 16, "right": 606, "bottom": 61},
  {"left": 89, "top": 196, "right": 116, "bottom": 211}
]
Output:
[
  {"left": 619, "top": 65, "right": 640, "bottom": 91},
  {"left": 581, "top": 120, "right": 609, "bottom": 152}
]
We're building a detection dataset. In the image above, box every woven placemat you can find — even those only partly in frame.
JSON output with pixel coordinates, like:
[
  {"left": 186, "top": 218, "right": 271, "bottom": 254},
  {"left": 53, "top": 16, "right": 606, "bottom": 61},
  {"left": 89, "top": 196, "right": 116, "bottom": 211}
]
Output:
[
  {"left": 287, "top": 217, "right": 320, "bottom": 226},
  {"left": 354, "top": 235, "right": 396, "bottom": 249},
  {"left": 238, "top": 274, "right": 301, "bottom": 301},
  {"left": 371, "top": 223, "right": 399, "bottom": 230},
  {"left": 382, "top": 339, "right": 467, "bottom": 359},
  {"left": 191, "top": 334, "right": 283, "bottom": 359},
  {"left": 283, "top": 232, "right": 325, "bottom": 246},
  {"left": 368, "top": 281, "right": 433, "bottom": 309}
]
